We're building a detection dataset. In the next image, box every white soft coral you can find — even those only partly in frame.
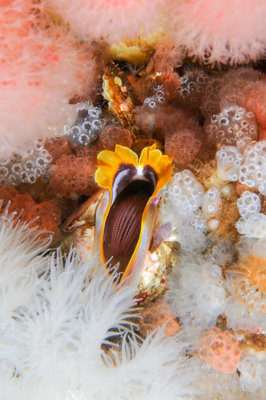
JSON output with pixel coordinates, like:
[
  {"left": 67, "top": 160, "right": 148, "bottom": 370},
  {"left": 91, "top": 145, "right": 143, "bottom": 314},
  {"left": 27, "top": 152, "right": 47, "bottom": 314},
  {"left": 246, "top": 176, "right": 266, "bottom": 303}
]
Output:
[{"left": 0, "top": 215, "right": 195, "bottom": 400}]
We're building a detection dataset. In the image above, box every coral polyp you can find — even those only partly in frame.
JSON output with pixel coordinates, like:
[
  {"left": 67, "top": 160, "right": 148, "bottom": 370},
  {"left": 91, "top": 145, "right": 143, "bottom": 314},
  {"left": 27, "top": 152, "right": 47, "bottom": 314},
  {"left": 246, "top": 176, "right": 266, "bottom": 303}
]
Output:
[{"left": 228, "top": 255, "right": 266, "bottom": 313}]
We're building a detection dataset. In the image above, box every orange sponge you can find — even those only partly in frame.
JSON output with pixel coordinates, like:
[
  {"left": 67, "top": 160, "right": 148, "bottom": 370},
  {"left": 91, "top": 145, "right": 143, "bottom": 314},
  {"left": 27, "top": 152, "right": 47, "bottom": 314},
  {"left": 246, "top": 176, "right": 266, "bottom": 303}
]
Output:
[
  {"left": 48, "top": 154, "right": 98, "bottom": 199},
  {"left": 196, "top": 327, "right": 241, "bottom": 374},
  {"left": 0, "top": 188, "right": 62, "bottom": 244},
  {"left": 165, "top": 129, "right": 202, "bottom": 165},
  {"left": 99, "top": 126, "right": 133, "bottom": 150},
  {"left": 140, "top": 298, "right": 180, "bottom": 338}
]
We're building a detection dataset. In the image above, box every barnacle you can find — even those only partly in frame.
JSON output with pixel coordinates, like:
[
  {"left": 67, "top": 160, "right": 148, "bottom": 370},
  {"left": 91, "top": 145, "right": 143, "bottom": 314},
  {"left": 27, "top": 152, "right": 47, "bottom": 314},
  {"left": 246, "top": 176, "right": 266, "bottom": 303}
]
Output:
[
  {"left": 95, "top": 144, "right": 173, "bottom": 284},
  {"left": 102, "top": 63, "right": 136, "bottom": 127}
]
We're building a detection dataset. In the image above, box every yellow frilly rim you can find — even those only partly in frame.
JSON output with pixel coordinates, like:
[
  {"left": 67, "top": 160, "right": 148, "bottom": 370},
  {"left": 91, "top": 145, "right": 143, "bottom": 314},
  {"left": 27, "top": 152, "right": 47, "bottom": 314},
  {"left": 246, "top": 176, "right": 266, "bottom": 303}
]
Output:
[{"left": 95, "top": 144, "right": 173, "bottom": 197}]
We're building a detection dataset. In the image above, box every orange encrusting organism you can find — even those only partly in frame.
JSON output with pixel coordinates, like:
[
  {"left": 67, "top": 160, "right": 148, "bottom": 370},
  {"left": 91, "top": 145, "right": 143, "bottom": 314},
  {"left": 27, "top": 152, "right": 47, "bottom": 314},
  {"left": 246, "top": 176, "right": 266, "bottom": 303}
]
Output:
[
  {"left": 139, "top": 298, "right": 180, "bottom": 338},
  {"left": 196, "top": 327, "right": 241, "bottom": 374},
  {"left": 0, "top": 187, "right": 62, "bottom": 244}
]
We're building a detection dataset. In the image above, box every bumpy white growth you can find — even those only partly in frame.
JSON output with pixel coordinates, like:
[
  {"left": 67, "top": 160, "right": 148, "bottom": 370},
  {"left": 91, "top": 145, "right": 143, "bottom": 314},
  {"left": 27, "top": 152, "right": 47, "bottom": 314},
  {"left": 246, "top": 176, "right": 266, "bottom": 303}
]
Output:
[
  {"left": 175, "top": 225, "right": 207, "bottom": 254},
  {"left": 202, "top": 187, "right": 222, "bottom": 219},
  {"left": 0, "top": 215, "right": 195, "bottom": 400},
  {"left": 166, "top": 258, "right": 226, "bottom": 332},
  {"left": 239, "top": 140, "right": 266, "bottom": 195},
  {"left": 216, "top": 145, "right": 243, "bottom": 181},
  {"left": 188, "top": 357, "right": 243, "bottom": 400},
  {"left": 238, "top": 357, "right": 266, "bottom": 394},
  {"left": 161, "top": 169, "right": 204, "bottom": 224},
  {"left": 236, "top": 213, "right": 266, "bottom": 238},
  {"left": 237, "top": 191, "right": 261, "bottom": 217}
]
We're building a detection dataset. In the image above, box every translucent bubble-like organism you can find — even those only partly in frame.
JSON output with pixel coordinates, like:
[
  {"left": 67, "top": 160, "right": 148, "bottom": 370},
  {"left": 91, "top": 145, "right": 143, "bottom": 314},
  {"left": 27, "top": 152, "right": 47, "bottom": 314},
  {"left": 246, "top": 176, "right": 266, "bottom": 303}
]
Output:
[
  {"left": 205, "top": 106, "right": 258, "bottom": 150},
  {"left": 202, "top": 187, "right": 222, "bottom": 219},
  {"left": 239, "top": 140, "right": 266, "bottom": 195},
  {"left": 236, "top": 213, "right": 266, "bottom": 239},
  {"left": 0, "top": 140, "right": 52, "bottom": 186},
  {"left": 177, "top": 67, "right": 209, "bottom": 109},
  {"left": 66, "top": 103, "right": 104, "bottom": 150},
  {"left": 161, "top": 169, "right": 204, "bottom": 225},
  {"left": 216, "top": 145, "right": 243, "bottom": 182},
  {"left": 237, "top": 191, "right": 261, "bottom": 217}
]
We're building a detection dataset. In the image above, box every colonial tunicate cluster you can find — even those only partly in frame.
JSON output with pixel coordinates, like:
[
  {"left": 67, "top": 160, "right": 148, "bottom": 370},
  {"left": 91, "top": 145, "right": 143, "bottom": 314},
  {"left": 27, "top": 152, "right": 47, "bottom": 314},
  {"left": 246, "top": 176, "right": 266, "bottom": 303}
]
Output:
[
  {"left": 239, "top": 140, "right": 266, "bottom": 195},
  {"left": 216, "top": 146, "right": 243, "bottom": 181},
  {"left": 161, "top": 169, "right": 204, "bottom": 223},
  {"left": 66, "top": 103, "right": 104, "bottom": 149},
  {"left": 143, "top": 84, "right": 166, "bottom": 110},
  {"left": 196, "top": 327, "right": 241, "bottom": 374},
  {"left": 236, "top": 213, "right": 266, "bottom": 238},
  {"left": 202, "top": 187, "right": 222, "bottom": 219},
  {"left": 237, "top": 191, "right": 261, "bottom": 217},
  {"left": 0, "top": 140, "right": 52, "bottom": 186},
  {"left": 176, "top": 225, "right": 207, "bottom": 254},
  {"left": 205, "top": 106, "right": 258, "bottom": 149},
  {"left": 200, "top": 68, "right": 262, "bottom": 119},
  {"left": 177, "top": 68, "right": 208, "bottom": 108}
]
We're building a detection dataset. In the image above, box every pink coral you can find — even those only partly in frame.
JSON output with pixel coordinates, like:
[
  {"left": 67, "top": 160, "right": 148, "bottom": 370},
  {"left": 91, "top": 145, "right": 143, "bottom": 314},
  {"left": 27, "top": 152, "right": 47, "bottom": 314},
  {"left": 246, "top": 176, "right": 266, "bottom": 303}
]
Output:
[
  {"left": 167, "top": 0, "right": 266, "bottom": 64},
  {"left": 245, "top": 80, "right": 266, "bottom": 129},
  {"left": 165, "top": 128, "right": 202, "bottom": 165},
  {"left": 44, "top": 137, "right": 72, "bottom": 162},
  {"left": 46, "top": 0, "right": 165, "bottom": 43},
  {"left": 99, "top": 125, "right": 133, "bottom": 150},
  {"left": 0, "top": 0, "right": 97, "bottom": 158},
  {"left": 0, "top": 187, "right": 62, "bottom": 244},
  {"left": 196, "top": 327, "right": 241, "bottom": 373},
  {"left": 48, "top": 154, "right": 98, "bottom": 199}
]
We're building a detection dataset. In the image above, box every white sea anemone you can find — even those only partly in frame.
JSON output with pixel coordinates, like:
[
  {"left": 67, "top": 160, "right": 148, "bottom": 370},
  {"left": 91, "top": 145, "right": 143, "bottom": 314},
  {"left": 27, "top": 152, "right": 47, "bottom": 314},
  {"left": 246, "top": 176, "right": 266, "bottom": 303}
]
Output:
[
  {"left": 45, "top": 0, "right": 165, "bottom": 43},
  {"left": 0, "top": 214, "right": 196, "bottom": 400},
  {"left": 167, "top": 0, "right": 266, "bottom": 64}
]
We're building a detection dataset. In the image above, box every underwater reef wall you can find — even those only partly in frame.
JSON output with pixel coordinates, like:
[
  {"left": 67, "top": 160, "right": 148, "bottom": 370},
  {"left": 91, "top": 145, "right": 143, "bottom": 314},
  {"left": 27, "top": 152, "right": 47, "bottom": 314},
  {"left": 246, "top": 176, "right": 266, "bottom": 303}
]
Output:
[{"left": 0, "top": 1, "right": 265, "bottom": 399}]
